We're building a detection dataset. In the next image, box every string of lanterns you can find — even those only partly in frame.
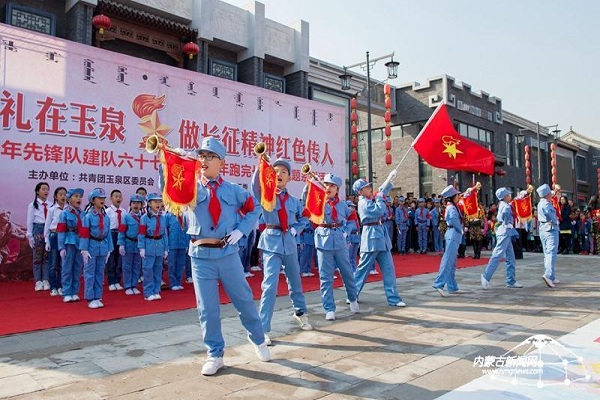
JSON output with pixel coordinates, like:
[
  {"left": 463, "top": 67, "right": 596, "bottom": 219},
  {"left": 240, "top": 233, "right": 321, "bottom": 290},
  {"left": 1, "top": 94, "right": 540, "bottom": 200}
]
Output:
[{"left": 384, "top": 84, "right": 392, "bottom": 165}]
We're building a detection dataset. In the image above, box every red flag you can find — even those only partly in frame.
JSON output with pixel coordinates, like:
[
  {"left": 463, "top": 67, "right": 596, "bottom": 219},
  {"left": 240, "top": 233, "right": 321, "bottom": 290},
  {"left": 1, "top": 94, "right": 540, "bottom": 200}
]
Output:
[
  {"left": 258, "top": 157, "right": 277, "bottom": 212},
  {"left": 413, "top": 103, "right": 495, "bottom": 175},
  {"left": 161, "top": 150, "right": 199, "bottom": 214},
  {"left": 303, "top": 180, "right": 326, "bottom": 224}
]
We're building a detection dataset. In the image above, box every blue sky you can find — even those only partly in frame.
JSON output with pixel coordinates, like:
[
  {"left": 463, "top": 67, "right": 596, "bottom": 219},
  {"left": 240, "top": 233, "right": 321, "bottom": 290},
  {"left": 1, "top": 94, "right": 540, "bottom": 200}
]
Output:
[{"left": 226, "top": 0, "right": 599, "bottom": 141}]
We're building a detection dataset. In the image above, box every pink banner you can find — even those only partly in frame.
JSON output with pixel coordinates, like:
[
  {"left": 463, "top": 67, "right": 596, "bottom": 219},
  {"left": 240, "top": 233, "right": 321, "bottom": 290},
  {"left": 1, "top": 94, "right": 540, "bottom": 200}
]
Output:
[{"left": 0, "top": 24, "right": 345, "bottom": 280}]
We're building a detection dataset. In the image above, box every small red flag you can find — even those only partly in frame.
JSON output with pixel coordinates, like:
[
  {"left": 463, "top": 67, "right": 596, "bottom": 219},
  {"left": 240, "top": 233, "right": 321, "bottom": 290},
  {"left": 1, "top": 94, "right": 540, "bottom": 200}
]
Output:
[
  {"left": 303, "top": 180, "right": 326, "bottom": 224},
  {"left": 258, "top": 157, "right": 277, "bottom": 212},
  {"left": 513, "top": 196, "right": 533, "bottom": 222},
  {"left": 413, "top": 103, "right": 495, "bottom": 175},
  {"left": 459, "top": 190, "right": 480, "bottom": 220},
  {"left": 161, "top": 150, "right": 199, "bottom": 214}
]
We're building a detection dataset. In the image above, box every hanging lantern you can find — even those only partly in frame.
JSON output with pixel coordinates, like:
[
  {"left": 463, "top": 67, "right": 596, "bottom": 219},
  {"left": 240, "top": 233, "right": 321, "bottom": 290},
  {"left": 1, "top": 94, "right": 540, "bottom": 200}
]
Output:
[
  {"left": 183, "top": 41, "right": 200, "bottom": 60},
  {"left": 384, "top": 84, "right": 392, "bottom": 165},
  {"left": 524, "top": 145, "right": 531, "bottom": 185},
  {"left": 550, "top": 142, "right": 557, "bottom": 189},
  {"left": 350, "top": 97, "right": 359, "bottom": 179},
  {"left": 92, "top": 14, "right": 112, "bottom": 36}
]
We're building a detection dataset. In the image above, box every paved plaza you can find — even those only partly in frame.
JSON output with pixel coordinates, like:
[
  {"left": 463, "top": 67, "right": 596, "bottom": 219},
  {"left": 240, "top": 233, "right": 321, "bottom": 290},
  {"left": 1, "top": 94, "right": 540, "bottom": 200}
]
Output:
[{"left": 1, "top": 252, "right": 599, "bottom": 399}]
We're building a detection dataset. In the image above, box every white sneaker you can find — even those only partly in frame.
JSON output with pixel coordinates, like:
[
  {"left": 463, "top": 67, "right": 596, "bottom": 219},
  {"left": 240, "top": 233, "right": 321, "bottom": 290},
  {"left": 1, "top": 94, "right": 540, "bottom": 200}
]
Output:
[
  {"left": 481, "top": 274, "right": 490, "bottom": 290},
  {"left": 394, "top": 301, "right": 407, "bottom": 307},
  {"left": 185, "top": 277, "right": 193, "bottom": 283},
  {"left": 72, "top": 295, "right": 80, "bottom": 301},
  {"left": 264, "top": 333, "right": 272, "bottom": 346},
  {"left": 34, "top": 281, "right": 43, "bottom": 291},
  {"left": 301, "top": 272, "right": 310, "bottom": 277},
  {"left": 325, "top": 311, "right": 336, "bottom": 321},
  {"left": 542, "top": 275, "right": 555, "bottom": 288},
  {"left": 161, "top": 280, "right": 166, "bottom": 286},
  {"left": 349, "top": 300, "right": 360, "bottom": 313},
  {"left": 88, "top": 300, "right": 100, "bottom": 309},
  {"left": 345, "top": 298, "right": 359, "bottom": 304},
  {"left": 97, "top": 300, "right": 104, "bottom": 308},
  {"left": 369, "top": 270, "right": 379, "bottom": 275},
  {"left": 155, "top": 293, "right": 162, "bottom": 300},
  {"left": 108, "top": 284, "right": 117, "bottom": 291},
  {"left": 63, "top": 295, "right": 73, "bottom": 303},
  {"left": 250, "top": 266, "right": 262, "bottom": 271},
  {"left": 171, "top": 286, "right": 183, "bottom": 291},
  {"left": 115, "top": 283, "right": 124, "bottom": 290},
  {"left": 42, "top": 280, "right": 50, "bottom": 290},
  {"left": 294, "top": 314, "right": 313, "bottom": 330},
  {"left": 244, "top": 272, "right": 254, "bottom": 278},
  {"left": 506, "top": 281, "right": 523, "bottom": 288},
  {"left": 553, "top": 278, "right": 560, "bottom": 284},
  {"left": 125, "top": 288, "right": 134, "bottom": 295},
  {"left": 145, "top": 294, "right": 157, "bottom": 301},
  {"left": 201, "top": 357, "right": 224, "bottom": 376},
  {"left": 247, "top": 337, "right": 271, "bottom": 362},
  {"left": 58, "top": 288, "right": 63, "bottom": 296},
  {"left": 50, "top": 289, "right": 59, "bottom": 296},
  {"left": 132, "top": 288, "right": 141, "bottom": 295}
]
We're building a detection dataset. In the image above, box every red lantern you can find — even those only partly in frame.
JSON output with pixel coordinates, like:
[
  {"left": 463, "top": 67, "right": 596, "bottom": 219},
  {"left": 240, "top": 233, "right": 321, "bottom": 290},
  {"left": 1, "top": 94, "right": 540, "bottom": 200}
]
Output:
[
  {"left": 352, "top": 164, "right": 359, "bottom": 176},
  {"left": 526, "top": 176, "right": 531, "bottom": 184},
  {"left": 384, "top": 97, "right": 392, "bottom": 109},
  {"left": 385, "top": 139, "right": 392, "bottom": 151},
  {"left": 384, "top": 126, "right": 392, "bottom": 137},
  {"left": 351, "top": 138, "right": 358, "bottom": 148},
  {"left": 550, "top": 143, "right": 556, "bottom": 151},
  {"left": 351, "top": 151, "right": 358, "bottom": 162},
  {"left": 385, "top": 153, "right": 392, "bottom": 165},
  {"left": 525, "top": 153, "right": 530, "bottom": 162},
  {"left": 351, "top": 125, "right": 358, "bottom": 135},
  {"left": 350, "top": 98, "right": 358, "bottom": 109},
  {"left": 526, "top": 167, "right": 531, "bottom": 176},
  {"left": 183, "top": 41, "right": 200, "bottom": 60},
  {"left": 524, "top": 145, "right": 530, "bottom": 152},
  {"left": 552, "top": 167, "right": 557, "bottom": 175},
  {"left": 92, "top": 14, "right": 111, "bottom": 36},
  {"left": 551, "top": 159, "right": 556, "bottom": 167},
  {"left": 525, "top": 161, "right": 530, "bottom": 169},
  {"left": 351, "top": 112, "right": 357, "bottom": 122},
  {"left": 384, "top": 84, "right": 391, "bottom": 95},
  {"left": 384, "top": 111, "right": 391, "bottom": 123}
]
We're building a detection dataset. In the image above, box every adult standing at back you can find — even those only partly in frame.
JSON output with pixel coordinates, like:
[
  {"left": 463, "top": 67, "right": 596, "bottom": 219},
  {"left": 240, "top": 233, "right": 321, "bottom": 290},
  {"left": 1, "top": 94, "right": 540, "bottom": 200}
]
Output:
[{"left": 481, "top": 188, "right": 523, "bottom": 290}]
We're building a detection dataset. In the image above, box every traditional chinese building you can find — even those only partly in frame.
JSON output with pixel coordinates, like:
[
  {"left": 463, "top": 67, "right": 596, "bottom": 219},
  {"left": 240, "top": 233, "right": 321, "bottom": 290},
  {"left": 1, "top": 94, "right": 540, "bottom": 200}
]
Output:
[{"left": 0, "top": 0, "right": 310, "bottom": 97}]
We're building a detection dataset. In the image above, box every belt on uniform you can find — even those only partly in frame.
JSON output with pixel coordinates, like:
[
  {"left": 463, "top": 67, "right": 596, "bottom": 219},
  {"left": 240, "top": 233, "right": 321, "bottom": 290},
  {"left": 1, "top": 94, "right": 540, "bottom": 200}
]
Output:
[
  {"left": 145, "top": 235, "right": 163, "bottom": 240},
  {"left": 265, "top": 224, "right": 285, "bottom": 230},
  {"left": 90, "top": 235, "right": 106, "bottom": 242},
  {"left": 125, "top": 235, "right": 138, "bottom": 242},
  {"left": 363, "top": 221, "right": 383, "bottom": 226},
  {"left": 67, "top": 228, "right": 78, "bottom": 232},
  {"left": 190, "top": 237, "right": 227, "bottom": 248},
  {"left": 317, "top": 223, "right": 340, "bottom": 228}
]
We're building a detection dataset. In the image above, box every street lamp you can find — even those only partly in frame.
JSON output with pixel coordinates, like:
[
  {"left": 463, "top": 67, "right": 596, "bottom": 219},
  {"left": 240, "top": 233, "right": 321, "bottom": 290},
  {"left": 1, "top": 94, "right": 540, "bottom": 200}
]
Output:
[{"left": 339, "top": 51, "right": 399, "bottom": 183}]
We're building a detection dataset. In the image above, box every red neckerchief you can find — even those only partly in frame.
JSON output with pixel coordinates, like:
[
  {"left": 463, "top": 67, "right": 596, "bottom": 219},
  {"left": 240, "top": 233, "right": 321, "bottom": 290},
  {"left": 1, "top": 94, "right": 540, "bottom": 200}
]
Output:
[
  {"left": 130, "top": 211, "right": 141, "bottom": 224},
  {"left": 69, "top": 207, "right": 82, "bottom": 231},
  {"left": 328, "top": 196, "right": 339, "bottom": 222}
]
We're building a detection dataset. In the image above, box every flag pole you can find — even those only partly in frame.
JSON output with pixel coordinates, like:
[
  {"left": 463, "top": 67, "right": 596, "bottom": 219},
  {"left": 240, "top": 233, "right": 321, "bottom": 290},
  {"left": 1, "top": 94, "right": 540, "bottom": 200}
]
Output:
[{"left": 389, "top": 100, "right": 446, "bottom": 173}]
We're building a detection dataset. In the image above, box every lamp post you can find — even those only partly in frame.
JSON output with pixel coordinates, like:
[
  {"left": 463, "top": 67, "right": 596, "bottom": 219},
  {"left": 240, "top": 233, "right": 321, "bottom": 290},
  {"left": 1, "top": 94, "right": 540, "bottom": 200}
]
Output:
[{"left": 339, "top": 51, "right": 399, "bottom": 183}]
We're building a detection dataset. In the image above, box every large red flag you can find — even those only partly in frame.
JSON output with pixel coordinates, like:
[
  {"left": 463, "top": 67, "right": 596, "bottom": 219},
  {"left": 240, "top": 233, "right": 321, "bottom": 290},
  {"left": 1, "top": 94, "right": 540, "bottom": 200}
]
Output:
[{"left": 412, "top": 103, "right": 495, "bottom": 175}]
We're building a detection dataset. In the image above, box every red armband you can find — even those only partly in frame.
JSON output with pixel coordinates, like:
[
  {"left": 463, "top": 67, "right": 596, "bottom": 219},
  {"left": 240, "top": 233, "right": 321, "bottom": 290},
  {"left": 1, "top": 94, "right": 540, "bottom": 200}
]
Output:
[
  {"left": 240, "top": 196, "right": 255, "bottom": 215},
  {"left": 138, "top": 225, "right": 147, "bottom": 236},
  {"left": 258, "top": 223, "right": 266, "bottom": 232},
  {"left": 118, "top": 223, "right": 127, "bottom": 233},
  {"left": 56, "top": 222, "right": 67, "bottom": 233}
]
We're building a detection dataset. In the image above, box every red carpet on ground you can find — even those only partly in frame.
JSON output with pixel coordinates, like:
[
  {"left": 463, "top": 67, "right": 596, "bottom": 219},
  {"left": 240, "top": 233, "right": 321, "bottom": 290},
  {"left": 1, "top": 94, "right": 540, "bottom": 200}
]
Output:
[{"left": 0, "top": 254, "right": 487, "bottom": 336}]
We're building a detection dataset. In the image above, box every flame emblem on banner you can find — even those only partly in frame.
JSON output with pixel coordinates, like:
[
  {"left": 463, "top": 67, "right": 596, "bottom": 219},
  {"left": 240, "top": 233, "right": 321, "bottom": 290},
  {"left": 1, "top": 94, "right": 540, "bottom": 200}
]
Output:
[{"left": 132, "top": 94, "right": 172, "bottom": 148}]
